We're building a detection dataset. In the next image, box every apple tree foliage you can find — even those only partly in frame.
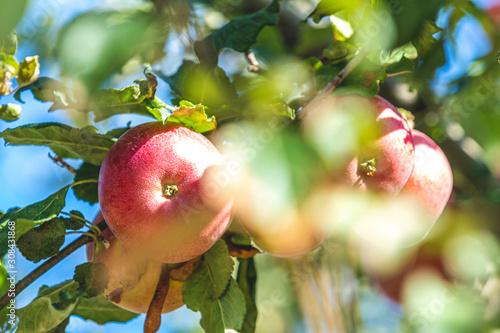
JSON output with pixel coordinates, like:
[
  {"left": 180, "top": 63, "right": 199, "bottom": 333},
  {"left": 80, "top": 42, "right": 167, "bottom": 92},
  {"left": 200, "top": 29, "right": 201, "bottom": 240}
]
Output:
[{"left": 0, "top": 0, "right": 499, "bottom": 332}]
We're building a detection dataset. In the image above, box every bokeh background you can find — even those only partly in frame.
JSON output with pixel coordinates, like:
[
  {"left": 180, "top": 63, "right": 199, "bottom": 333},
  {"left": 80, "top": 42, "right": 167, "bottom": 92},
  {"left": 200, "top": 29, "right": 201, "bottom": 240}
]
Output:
[{"left": 1, "top": 0, "right": 499, "bottom": 332}]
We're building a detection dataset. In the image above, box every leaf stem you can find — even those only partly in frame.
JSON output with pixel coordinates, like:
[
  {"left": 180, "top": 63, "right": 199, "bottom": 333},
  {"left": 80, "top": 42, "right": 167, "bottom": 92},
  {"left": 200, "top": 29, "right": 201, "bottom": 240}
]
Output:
[
  {"left": 0, "top": 220, "right": 108, "bottom": 311},
  {"left": 60, "top": 211, "right": 100, "bottom": 236},
  {"left": 70, "top": 179, "right": 98, "bottom": 187},
  {"left": 296, "top": 47, "right": 370, "bottom": 120}
]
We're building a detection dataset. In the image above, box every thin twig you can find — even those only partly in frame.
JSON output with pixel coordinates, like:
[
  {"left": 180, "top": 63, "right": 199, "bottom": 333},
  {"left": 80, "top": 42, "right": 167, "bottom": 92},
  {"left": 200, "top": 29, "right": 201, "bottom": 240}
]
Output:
[
  {"left": 296, "top": 47, "right": 370, "bottom": 120},
  {"left": 48, "top": 153, "right": 77, "bottom": 175},
  {"left": 0, "top": 220, "right": 108, "bottom": 311}
]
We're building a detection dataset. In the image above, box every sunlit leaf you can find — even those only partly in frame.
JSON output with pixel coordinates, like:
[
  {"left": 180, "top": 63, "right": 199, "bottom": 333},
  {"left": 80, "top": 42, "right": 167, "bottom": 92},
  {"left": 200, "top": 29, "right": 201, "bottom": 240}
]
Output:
[
  {"left": 0, "top": 123, "right": 114, "bottom": 165},
  {"left": 195, "top": 0, "right": 280, "bottom": 66},
  {"left": 0, "top": 103, "right": 21, "bottom": 121}
]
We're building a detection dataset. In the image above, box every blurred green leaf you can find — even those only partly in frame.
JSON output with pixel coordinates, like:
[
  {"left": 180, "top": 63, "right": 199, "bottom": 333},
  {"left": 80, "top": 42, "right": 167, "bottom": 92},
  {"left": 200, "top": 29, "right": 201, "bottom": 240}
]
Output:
[
  {"left": 0, "top": 30, "right": 17, "bottom": 56},
  {"left": 309, "top": 0, "right": 367, "bottom": 23},
  {"left": 0, "top": 103, "right": 21, "bottom": 121},
  {"left": 73, "top": 163, "right": 100, "bottom": 205},
  {"left": 0, "top": 53, "right": 17, "bottom": 95},
  {"left": 161, "top": 60, "right": 238, "bottom": 109},
  {"left": 0, "top": 122, "right": 114, "bottom": 165},
  {"left": 17, "top": 55, "right": 40, "bottom": 87},
  {"left": 0, "top": 265, "right": 14, "bottom": 332},
  {"left": 237, "top": 258, "right": 258, "bottom": 333},
  {"left": 56, "top": 8, "right": 159, "bottom": 93},
  {"left": 0, "top": 186, "right": 70, "bottom": 258},
  {"left": 384, "top": 55, "right": 414, "bottom": 75},
  {"left": 17, "top": 281, "right": 79, "bottom": 333},
  {"left": 90, "top": 85, "right": 162, "bottom": 122},
  {"left": 0, "top": 0, "right": 28, "bottom": 42},
  {"left": 17, "top": 218, "right": 66, "bottom": 263},
  {"left": 14, "top": 77, "right": 78, "bottom": 111},
  {"left": 195, "top": 0, "right": 280, "bottom": 66},
  {"left": 391, "top": 0, "right": 445, "bottom": 47},
  {"left": 164, "top": 104, "right": 217, "bottom": 133},
  {"left": 74, "top": 262, "right": 109, "bottom": 298},
  {"left": 412, "top": 20, "right": 442, "bottom": 59},
  {"left": 73, "top": 295, "right": 139, "bottom": 324}
]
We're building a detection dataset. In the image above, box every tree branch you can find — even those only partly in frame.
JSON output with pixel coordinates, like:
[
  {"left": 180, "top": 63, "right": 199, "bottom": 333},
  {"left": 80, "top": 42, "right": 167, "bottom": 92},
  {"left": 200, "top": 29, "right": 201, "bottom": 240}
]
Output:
[
  {"left": 296, "top": 47, "right": 370, "bottom": 120},
  {"left": 0, "top": 220, "right": 108, "bottom": 311}
]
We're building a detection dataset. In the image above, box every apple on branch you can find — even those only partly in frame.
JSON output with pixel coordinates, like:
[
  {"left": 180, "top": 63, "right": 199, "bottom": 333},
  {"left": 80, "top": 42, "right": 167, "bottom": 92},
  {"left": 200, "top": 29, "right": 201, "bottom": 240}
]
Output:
[{"left": 98, "top": 122, "right": 233, "bottom": 264}]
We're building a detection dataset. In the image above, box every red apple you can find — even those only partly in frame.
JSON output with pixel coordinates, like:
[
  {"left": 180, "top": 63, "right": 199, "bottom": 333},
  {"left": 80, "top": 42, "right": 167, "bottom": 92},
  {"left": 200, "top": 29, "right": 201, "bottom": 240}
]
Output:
[
  {"left": 400, "top": 130, "right": 453, "bottom": 229},
  {"left": 302, "top": 94, "right": 415, "bottom": 194},
  {"left": 87, "top": 213, "right": 184, "bottom": 314},
  {"left": 98, "top": 122, "right": 233, "bottom": 264}
]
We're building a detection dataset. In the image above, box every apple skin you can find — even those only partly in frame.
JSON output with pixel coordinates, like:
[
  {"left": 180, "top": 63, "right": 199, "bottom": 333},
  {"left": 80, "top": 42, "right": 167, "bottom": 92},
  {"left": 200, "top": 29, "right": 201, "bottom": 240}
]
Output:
[
  {"left": 342, "top": 95, "right": 414, "bottom": 193},
  {"left": 98, "top": 122, "right": 233, "bottom": 264},
  {"left": 374, "top": 246, "right": 451, "bottom": 303},
  {"left": 400, "top": 130, "right": 453, "bottom": 229},
  {"left": 86, "top": 213, "right": 184, "bottom": 314},
  {"left": 303, "top": 94, "right": 415, "bottom": 194}
]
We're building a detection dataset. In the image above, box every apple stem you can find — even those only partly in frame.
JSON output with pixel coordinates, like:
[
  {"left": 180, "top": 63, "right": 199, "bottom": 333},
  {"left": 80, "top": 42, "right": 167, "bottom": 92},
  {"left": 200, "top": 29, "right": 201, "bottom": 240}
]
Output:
[
  {"left": 163, "top": 184, "right": 179, "bottom": 198},
  {"left": 360, "top": 158, "right": 377, "bottom": 176},
  {"left": 144, "top": 264, "right": 170, "bottom": 333}
]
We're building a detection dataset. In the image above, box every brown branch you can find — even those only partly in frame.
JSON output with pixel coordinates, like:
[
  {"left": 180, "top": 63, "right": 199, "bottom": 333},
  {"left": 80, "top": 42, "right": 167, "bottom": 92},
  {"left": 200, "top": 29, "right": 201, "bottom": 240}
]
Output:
[
  {"left": 296, "top": 47, "right": 370, "bottom": 120},
  {"left": 0, "top": 220, "right": 108, "bottom": 311},
  {"left": 48, "top": 153, "right": 77, "bottom": 175},
  {"left": 144, "top": 264, "right": 170, "bottom": 333}
]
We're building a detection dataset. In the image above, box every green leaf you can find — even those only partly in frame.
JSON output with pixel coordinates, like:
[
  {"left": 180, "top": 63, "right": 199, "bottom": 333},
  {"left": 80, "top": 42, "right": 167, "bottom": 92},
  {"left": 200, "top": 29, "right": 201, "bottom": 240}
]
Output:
[
  {"left": 105, "top": 125, "right": 131, "bottom": 139},
  {"left": 392, "top": 0, "right": 445, "bottom": 47},
  {"left": 14, "top": 218, "right": 37, "bottom": 241},
  {"left": 183, "top": 240, "right": 234, "bottom": 311},
  {"left": 46, "top": 316, "right": 70, "bottom": 333},
  {"left": 160, "top": 60, "right": 238, "bottom": 109},
  {"left": 17, "top": 218, "right": 66, "bottom": 263},
  {"left": 0, "top": 186, "right": 69, "bottom": 258},
  {"left": 0, "top": 0, "right": 29, "bottom": 42},
  {"left": 74, "top": 262, "right": 109, "bottom": 298},
  {"left": 412, "top": 19, "right": 442, "bottom": 59},
  {"left": 384, "top": 56, "right": 414, "bottom": 75},
  {"left": 195, "top": 0, "right": 280, "bottom": 66},
  {"left": 164, "top": 104, "right": 217, "bottom": 134},
  {"left": 61, "top": 216, "right": 84, "bottom": 230},
  {"left": 199, "top": 279, "right": 246, "bottom": 333},
  {"left": 0, "top": 53, "right": 17, "bottom": 95},
  {"left": 0, "top": 103, "right": 21, "bottom": 121},
  {"left": 17, "top": 281, "right": 79, "bottom": 333},
  {"left": 37, "top": 280, "right": 79, "bottom": 301},
  {"left": 309, "top": 0, "right": 365, "bottom": 23},
  {"left": 0, "top": 122, "right": 114, "bottom": 165},
  {"left": 0, "top": 30, "right": 17, "bottom": 55},
  {"left": 72, "top": 295, "right": 139, "bottom": 324},
  {"left": 56, "top": 8, "right": 159, "bottom": 93},
  {"left": 14, "top": 77, "right": 78, "bottom": 110},
  {"left": 73, "top": 163, "right": 100, "bottom": 205},
  {"left": 237, "top": 258, "right": 258, "bottom": 333},
  {"left": 17, "top": 55, "right": 40, "bottom": 87},
  {"left": 0, "top": 265, "right": 14, "bottom": 332},
  {"left": 90, "top": 85, "right": 162, "bottom": 122}
]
